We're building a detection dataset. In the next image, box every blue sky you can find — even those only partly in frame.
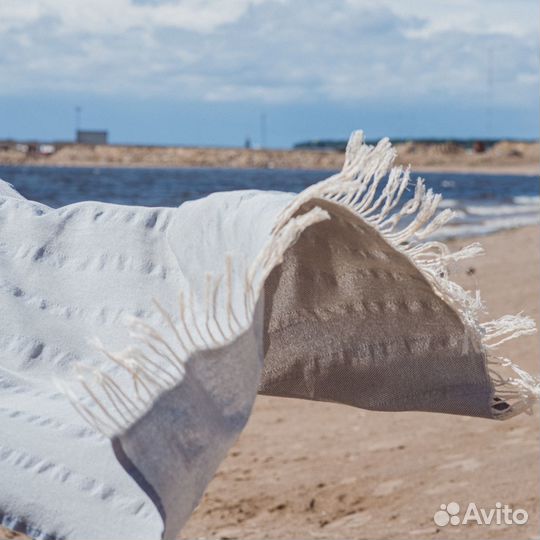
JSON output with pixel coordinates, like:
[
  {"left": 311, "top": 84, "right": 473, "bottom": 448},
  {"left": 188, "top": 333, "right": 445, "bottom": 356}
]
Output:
[{"left": 0, "top": 0, "right": 538, "bottom": 147}]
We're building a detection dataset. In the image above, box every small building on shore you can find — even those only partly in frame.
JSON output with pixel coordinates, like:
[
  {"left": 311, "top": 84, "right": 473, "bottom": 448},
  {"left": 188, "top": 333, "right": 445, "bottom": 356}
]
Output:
[{"left": 76, "top": 130, "right": 108, "bottom": 145}]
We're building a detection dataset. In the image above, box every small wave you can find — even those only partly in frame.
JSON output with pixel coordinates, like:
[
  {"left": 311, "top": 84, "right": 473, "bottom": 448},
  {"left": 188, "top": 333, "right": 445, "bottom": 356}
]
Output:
[
  {"left": 448, "top": 210, "right": 467, "bottom": 220},
  {"left": 513, "top": 195, "right": 540, "bottom": 205},
  {"left": 433, "top": 214, "right": 540, "bottom": 240},
  {"left": 438, "top": 198, "right": 459, "bottom": 209},
  {"left": 465, "top": 204, "right": 540, "bottom": 217}
]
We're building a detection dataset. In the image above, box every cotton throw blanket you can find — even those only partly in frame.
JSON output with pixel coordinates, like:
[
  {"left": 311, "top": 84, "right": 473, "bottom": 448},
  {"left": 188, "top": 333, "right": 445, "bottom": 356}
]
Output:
[{"left": 0, "top": 132, "right": 538, "bottom": 540}]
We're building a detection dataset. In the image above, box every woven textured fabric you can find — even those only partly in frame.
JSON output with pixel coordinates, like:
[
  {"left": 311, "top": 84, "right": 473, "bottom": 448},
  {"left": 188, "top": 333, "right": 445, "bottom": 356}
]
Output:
[
  {"left": 0, "top": 132, "right": 537, "bottom": 540},
  {"left": 260, "top": 199, "right": 493, "bottom": 417}
]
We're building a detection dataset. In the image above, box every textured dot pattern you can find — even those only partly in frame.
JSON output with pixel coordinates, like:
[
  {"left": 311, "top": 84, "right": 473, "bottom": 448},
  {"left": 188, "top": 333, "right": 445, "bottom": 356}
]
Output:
[{"left": 260, "top": 199, "right": 494, "bottom": 418}]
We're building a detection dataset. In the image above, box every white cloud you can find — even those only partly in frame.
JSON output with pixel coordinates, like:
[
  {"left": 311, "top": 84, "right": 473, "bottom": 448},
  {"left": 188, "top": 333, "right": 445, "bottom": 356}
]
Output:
[
  {"left": 0, "top": 0, "right": 537, "bottom": 107},
  {"left": 374, "top": 0, "right": 540, "bottom": 38},
  {"left": 0, "top": 0, "right": 264, "bottom": 34}
]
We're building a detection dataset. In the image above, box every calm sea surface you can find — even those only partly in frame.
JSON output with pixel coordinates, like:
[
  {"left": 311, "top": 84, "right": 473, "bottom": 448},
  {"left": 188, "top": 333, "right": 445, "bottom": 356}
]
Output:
[{"left": 1, "top": 165, "right": 538, "bottom": 239}]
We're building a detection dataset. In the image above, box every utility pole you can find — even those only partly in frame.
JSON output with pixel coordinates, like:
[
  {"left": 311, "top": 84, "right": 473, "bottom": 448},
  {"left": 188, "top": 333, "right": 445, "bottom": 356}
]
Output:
[
  {"left": 486, "top": 48, "right": 493, "bottom": 138},
  {"left": 260, "top": 112, "right": 267, "bottom": 148},
  {"left": 75, "top": 106, "right": 82, "bottom": 138}
]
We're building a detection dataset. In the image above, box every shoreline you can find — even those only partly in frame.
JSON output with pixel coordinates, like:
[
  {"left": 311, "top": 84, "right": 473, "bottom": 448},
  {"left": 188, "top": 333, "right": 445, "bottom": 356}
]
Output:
[
  {"left": 0, "top": 142, "right": 538, "bottom": 175},
  {"left": 0, "top": 160, "right": 538, "bottom": 176}
]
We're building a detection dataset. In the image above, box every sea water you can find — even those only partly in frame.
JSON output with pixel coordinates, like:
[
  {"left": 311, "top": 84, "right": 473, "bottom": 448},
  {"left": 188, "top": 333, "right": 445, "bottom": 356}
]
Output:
[{"left": 1, "top": 165, "right": 538, "bottom": 240}]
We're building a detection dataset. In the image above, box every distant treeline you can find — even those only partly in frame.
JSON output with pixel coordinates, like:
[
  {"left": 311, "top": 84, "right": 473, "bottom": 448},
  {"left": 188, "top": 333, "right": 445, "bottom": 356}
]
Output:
[{"left": 293, "top": 138, "right": 536, "bottom": 152}]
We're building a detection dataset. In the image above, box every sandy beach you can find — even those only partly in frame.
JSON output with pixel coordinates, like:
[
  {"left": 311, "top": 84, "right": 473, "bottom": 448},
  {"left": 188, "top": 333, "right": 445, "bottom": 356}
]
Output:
[
  {"left": 0, "top": 141, "right": 538, "bottom": 174},
  {"left": 180, "top": 225, "right": 540, "bottom": 540},
  {"left": 0, "top": 225, "right": 538, "bottom": 540}
]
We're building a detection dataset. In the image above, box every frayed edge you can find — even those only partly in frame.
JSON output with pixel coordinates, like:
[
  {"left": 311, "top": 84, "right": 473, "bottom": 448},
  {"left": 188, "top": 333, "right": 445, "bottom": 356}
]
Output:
[
  {"left": 484, "top": 314, "right": 539, "bottom": 419},
  {"left": 272, "top": 130, "right": 539, "bottom": 420},
  {"left": 61, "top": 207, "right": 330, "bottom": 437}
]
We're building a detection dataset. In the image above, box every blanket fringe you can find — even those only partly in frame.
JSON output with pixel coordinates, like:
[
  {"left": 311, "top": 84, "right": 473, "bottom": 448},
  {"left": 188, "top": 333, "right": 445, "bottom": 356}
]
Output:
[
  {"left": 61, "top": 131, "right": 538, "bottom": 434},
  {"left": 57, "top": 207, "right": 330, "bottom": 436},
  {"left": 273, "top": 131, "right": 538, "bottom": 419}
]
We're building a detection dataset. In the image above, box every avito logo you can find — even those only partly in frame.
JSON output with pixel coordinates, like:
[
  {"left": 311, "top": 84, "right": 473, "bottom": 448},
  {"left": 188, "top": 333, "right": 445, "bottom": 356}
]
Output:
[{"left": 434, "top": 502, "right": 528, "bottom": 527}]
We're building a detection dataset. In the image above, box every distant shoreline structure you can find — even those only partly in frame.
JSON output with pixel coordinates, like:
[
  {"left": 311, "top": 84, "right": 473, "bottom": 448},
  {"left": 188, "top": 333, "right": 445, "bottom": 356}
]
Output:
[
  {"left": 293, "top": 137, "right": 539, "bottom": 152},
  {"left": 0, "top": 138, "right": 538, "bottom": 175}
]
